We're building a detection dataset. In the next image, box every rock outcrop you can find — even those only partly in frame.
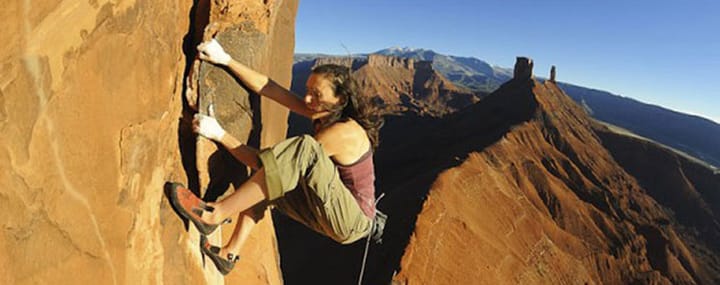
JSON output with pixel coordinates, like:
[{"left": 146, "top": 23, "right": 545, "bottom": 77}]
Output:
[
  {"left": 1, "top": 0, "right": 297, "bottom": 284},
  {"left": 513, "top": 56, "right": 534, "bottom": 80},
  {"left": 312, "top": 57, "right": 357, "bottom": 69},
  {"left": 368, "top": 54, "right": 415, "bottom": 69}
]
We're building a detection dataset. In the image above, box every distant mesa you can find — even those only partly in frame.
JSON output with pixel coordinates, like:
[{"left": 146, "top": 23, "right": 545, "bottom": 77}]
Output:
[
  {"left": 513, "top": 56, "right": 533, "bottom": 80},
  {"left": 311, "top": 54, "right": 433, "bottom": 72},
  {"left": 368, "top": 54, "right": 413, "bottom": 69},
  {"left": 312, "top": 57, "right": 355, "bottom": 68}
]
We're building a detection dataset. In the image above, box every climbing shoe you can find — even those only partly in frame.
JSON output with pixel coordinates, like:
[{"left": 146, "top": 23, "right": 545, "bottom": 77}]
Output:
[
  {"left": 167, "top": 182, "right": 228, "bottom": 235},
  {"left": 200, "top": 235, "right": 239, "bottom": 275}
]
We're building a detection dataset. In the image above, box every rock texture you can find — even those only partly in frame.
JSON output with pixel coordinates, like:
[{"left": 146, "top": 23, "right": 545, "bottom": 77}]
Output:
[
  {"left": 187, "top": 0, "right": 297, "bottom": 284},
  {"left": 0, "top": 0, "right": 297, "bottom": 284}
]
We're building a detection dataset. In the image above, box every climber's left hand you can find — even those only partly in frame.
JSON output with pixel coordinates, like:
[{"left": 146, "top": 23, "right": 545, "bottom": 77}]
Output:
[{"left": 193, "top": 111, "right": 226, "bottom": 141}]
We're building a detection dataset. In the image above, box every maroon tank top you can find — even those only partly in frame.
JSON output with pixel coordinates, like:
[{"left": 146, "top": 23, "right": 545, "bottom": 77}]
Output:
[{"left": 334, "top": 149, "right": 376, "bottom": 218}]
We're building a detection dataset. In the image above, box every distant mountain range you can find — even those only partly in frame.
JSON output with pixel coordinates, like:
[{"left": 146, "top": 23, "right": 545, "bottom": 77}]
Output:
[
  {"left": 557, "top": 82, "right": 720, "bottom": 169},
  {"left": 295, "top": 48, "right": 720, "bottom": 169},
  {"left": 375, "top": 47, "right": 513, "bottom": 92}
]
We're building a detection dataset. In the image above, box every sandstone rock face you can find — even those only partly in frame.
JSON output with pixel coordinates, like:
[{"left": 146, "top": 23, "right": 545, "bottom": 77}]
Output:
[
  {"left": 513, "top": 56, "right": 534, "bottom": 80},
  {"left": 0, "top": 0, "right": 297, "bottom": 284},
  {"left": 190, "top": 0, "right": 297, "bottom": 284}
]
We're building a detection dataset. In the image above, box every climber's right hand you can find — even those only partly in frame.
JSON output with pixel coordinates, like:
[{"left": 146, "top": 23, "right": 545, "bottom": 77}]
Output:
[
  {"left": 197, "top": 39, "right": 232, "bottom": 66},
  {"left": 193, "top": 112, "right": 226, "bottom": 141}
]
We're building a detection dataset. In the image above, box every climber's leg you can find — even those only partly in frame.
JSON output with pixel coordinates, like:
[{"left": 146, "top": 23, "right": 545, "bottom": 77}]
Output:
[
  {"left": 201, "top": 134, "right": 371, "bottom": 243},
  {"left": 220, "top": 208, "right": 260, "bottom": 258},
  {"left": 201, "top": 134, "right": 319, "bottom": 223},
  {"left": 202, "top": 169, "right": 268, "bottom": 224},
  {"left": 258, "top": 135, "right": 372, "bottom": 244}
]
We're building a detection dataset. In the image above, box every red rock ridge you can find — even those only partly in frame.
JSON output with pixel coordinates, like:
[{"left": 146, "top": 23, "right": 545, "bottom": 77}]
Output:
[{"left": 388, "top": 58, "right": 719, "bottom": 284}]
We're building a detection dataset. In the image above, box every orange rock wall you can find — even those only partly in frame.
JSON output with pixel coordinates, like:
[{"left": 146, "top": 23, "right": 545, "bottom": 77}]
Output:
[{"left": 0, "top": 0, "right": 297, "bottom": 284}]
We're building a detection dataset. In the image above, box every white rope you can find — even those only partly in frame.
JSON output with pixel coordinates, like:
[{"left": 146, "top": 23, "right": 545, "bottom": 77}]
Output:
[{"left": 357, "top": 193, "right": 386, "bottom": 285}]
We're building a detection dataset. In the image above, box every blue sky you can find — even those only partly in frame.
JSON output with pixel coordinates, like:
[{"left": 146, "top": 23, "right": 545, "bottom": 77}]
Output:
[{"left": 295, "top": 0, "right": 720, "bottom": 123}]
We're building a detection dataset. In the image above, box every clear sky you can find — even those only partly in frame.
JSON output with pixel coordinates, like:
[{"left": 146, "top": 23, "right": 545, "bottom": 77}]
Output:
[{"left": 295, "top": 0, "right": 720, "bottom": 123}]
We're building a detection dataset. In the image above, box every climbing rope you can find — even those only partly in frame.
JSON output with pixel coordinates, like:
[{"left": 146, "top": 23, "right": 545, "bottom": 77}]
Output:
[{"left": 357, "top": 192, "right": 385, "bottom": 285}]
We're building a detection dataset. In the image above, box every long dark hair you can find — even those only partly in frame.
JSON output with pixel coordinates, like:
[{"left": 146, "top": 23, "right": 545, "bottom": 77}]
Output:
[{"left": 311, "top": 64, "right": 384, "bottom": 149}]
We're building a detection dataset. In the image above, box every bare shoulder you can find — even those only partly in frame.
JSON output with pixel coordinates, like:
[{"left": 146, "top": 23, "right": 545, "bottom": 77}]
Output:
[
  {"left": 314, "top": 119, "right": 369, "bottom": 159},
  {"left": 315, "top": 120, "right": 358, "bottom": 143}
]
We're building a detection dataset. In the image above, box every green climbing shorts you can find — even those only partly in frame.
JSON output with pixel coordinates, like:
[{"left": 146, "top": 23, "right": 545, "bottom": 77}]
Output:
[{"left": 258, "top": 135, "right": 372, "bottom": 244}]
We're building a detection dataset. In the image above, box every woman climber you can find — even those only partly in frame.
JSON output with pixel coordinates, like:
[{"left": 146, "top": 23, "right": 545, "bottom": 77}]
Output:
[{"left": 168, "top": 38, "right": 384, "bottom": 275}]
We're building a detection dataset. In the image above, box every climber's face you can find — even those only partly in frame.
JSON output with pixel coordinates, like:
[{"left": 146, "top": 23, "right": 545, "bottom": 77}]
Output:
[{"left": 305, "top": 73, "right": 341, "bottom": 113}]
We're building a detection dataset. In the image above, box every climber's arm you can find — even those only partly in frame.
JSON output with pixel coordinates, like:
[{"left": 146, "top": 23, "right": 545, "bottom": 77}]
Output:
[
  {"left": 218, "top": 133, "right": 261, "bottom": 170},
  {"left": 225, "top": 60, "right": 327, "bottom": 119},
  {"left": 193, "top": 113, "right": 260, "bottom": 170},
  {"left": 198, "top": 39, "right": 325, "bottom": 119},
  {"left": 257, "top": 78, "right": 326, "bottom": 119}
]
